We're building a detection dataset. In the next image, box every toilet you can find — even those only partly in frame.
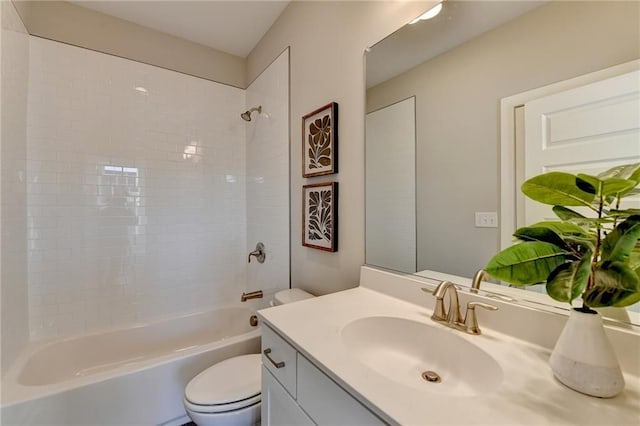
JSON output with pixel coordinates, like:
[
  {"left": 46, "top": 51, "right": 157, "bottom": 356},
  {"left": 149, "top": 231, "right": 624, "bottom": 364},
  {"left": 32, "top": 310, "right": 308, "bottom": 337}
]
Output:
[{"left": 183, "top": 288, "right": 314, "bottom": 426}]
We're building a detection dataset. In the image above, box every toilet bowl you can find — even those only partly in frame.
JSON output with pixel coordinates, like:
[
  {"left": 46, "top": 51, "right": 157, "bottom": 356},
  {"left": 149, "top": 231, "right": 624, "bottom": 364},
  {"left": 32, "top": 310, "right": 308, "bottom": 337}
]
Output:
[
  {"left": 184, "top": 289, "right": 314, "bottom": 426},
  {"left": 184, "top": 354, "right": 262, "bottom": 426}
]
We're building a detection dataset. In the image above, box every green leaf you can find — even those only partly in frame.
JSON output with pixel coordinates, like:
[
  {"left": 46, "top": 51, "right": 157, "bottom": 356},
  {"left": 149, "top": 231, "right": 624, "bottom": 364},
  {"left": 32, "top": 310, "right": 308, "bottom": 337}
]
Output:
[
  {"left": 545, "top": 252, "right": 592, "bottom": 303},
  {"left": 521, "top": 172, "right": 595, "bottom": 207},
  {"left": 577, "top": 174, "right": 636, "bottom": 198},
  {"left": 575, "top": 174, "right": 599, "bottom": 195},
  {"left": 601, "top": 215, "right": 640, "bottom": 263},
  {"left": 584, "top": 262, "right": 640, "bottom": 307},
  {"left": 601, "top": 178, "right": 637, "bottom": 197},
  {"left": 513, "top": 226, "right": 571, "bottom": 251},
  {"left": 553, "top": 206, "right": 586, "bottom": 221},
  {"left": 623, "top": 188, "right": 640, "bottom": 197},
  {"left": 485, "top": 242, "right": 568, "bottom": 286},
  {"left": 609, "top": 209, "right": 640, "bottom": 217},
  {"left": 598, "top": 163, "right": 640, "bottom": 182},
  {"left": 528, "top": 221, "right": 589, "bottom": 237},
  {"left": 527, "top": 221, "right": 596, "bottom": 252},
  {"left": 598, "top": 164, "right": 640, "bottom": 201},
  {"left": 629, "top": 246, "right": 640, "bottom": 270}
]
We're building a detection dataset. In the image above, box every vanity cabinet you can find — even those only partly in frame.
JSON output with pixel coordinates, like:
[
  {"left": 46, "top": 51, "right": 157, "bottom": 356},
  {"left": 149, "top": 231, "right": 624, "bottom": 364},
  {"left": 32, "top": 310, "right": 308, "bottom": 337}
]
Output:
[
  {"left": 261, "top": 323, "right": 386, "bottom": 426},
  {"left": 262, "top": 367, "right": 314, "bottom": 426}
]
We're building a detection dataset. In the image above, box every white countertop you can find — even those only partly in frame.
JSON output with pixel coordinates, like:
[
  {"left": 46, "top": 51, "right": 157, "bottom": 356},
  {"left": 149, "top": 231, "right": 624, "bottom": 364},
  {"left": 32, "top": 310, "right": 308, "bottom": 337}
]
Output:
[{"left": 259, "top": 284, "right": 640, "bottom": 425}]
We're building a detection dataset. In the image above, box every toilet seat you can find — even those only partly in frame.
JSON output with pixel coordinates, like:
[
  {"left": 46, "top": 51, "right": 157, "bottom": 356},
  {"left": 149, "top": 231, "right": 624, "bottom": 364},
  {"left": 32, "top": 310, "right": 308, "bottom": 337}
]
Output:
[
  {"left": 184, "top": 354, "right": 261, "bottom": 414},
  {"left": 184, "top": 393, "right": 261, "bottom": 414}
]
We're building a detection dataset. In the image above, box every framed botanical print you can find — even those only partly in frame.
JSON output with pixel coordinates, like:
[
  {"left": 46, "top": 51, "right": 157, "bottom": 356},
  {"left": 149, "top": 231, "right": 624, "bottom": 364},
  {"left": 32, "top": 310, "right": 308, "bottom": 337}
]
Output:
[
  {"left": 302, "top": 182, "right": 338, "bottom": 252},
  {"left": 302, "top": 102, "right": 338, "bottom": 177}
]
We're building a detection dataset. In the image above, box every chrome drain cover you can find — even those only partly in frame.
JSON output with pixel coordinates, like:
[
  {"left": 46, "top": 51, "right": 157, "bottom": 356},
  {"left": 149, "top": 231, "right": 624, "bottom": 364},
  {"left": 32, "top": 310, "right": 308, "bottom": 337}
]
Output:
[{"left": 421, "top": 370, "right": 441, "bottom": 383}]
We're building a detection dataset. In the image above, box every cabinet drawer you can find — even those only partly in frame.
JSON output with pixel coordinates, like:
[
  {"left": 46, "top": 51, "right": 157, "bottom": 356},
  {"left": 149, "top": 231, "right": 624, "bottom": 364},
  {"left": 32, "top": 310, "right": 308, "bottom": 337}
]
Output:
[
  {"left": 297, "top": 354, "right": 386, "bottom": 425},
  {"left": 261, "top": 324, "right": 297, "bottom": 397}
]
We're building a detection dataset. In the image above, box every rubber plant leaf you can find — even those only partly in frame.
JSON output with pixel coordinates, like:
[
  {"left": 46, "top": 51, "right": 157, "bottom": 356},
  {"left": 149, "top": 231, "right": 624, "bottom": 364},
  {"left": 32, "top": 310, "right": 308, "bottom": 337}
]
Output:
[
  {"left": 609, "top": 209, "right": 640, "bottom": 218},
  {"left": 513, "top": 226, "right": 572, "bottom": 252},
  {"left": 527, "top": 221, "right": 590, "bottom": 238},
  {"left": 584, "top": 261, "right": 640, "bottom": 307},
  {"left": 578, "top": 174, "right": 637, "bottom": 198},
  {"left": 485, "top": 241, "right": 568, "bottom": 286},
  {"left": 521, "top": 172, "right": 595, "bottom": 207},
  {"left": 597, "top": 163, "right": 640, "bottom": 182},
  {"left": 552, "top": 206, "right": 586, "bottom": 221},
  {"left": 545, "top": 251, "right": 592, "bottom": 303},
  {"left": 575, "top": 174, "right": 600, "bottom": 195},
  {"left": 629, "top": 245, "right": 640, "bottom": 271},
  {"left": 600, "top": 215, "right": 640, "bottom": 264},
  {"left": 597, "top": 163, "right": 640, "bottom": 201}
]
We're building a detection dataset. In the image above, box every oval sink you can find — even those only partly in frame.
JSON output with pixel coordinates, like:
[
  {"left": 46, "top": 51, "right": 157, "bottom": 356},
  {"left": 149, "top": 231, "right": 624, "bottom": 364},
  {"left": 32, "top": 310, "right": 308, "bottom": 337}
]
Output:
[{"left": 341, "top": 316, "right": 503, "bottom": 396}]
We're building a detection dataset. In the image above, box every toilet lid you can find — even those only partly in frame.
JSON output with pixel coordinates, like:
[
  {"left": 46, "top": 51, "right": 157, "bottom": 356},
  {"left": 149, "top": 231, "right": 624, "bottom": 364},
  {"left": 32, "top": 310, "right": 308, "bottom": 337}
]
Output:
[{"left": 185, "top": 354, "right": 261, "bottom": 406}]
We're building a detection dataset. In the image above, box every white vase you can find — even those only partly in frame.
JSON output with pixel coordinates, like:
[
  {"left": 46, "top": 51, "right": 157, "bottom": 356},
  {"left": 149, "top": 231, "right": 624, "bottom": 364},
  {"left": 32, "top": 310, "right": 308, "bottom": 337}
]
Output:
[{"left": 549, "top": 307, "right": 625, "bottom": 398}]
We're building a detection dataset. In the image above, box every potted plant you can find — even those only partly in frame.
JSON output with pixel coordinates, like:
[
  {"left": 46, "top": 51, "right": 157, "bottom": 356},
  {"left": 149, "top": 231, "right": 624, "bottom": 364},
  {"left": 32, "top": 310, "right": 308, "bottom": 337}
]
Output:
[{"left": 485, "top": 162, "right": 640, "bottom": 398}]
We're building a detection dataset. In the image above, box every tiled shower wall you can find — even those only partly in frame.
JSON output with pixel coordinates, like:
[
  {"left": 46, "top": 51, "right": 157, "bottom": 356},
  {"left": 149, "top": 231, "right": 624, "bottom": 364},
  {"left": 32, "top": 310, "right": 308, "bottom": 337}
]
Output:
[
  {"left": 246, "top": 50, "right": 290, "bottom": 296},
  {"left": 26, "top": 37, "right": 248, "bottom": 339},
  {"left": 1, "top": 1, "right": 30, "bottom": 373}
]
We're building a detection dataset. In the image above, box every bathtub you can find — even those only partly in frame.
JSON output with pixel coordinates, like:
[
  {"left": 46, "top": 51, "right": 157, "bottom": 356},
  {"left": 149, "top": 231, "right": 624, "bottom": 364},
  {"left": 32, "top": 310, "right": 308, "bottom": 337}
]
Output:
[{"left": 1, "top": 305, "right": 261, "bottom": 426}]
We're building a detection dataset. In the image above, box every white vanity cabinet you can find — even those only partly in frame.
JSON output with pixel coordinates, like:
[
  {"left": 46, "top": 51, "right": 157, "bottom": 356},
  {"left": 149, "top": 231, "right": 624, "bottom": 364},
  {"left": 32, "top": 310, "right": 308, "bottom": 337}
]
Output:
[{"left": 261, "top": 323, "right": 386, "bottom": 426}]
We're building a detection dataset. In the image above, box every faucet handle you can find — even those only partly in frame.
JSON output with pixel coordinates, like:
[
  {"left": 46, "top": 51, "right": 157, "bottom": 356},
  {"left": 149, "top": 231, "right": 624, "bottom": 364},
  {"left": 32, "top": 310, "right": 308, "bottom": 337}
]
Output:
[
  {"left": 248, "top": 242, "right": 266, "bottom": 263},
  {"left": 422, "top": 287, "right": 447, "bottom": 321},
  {"left": 464, "top": 301, "right": 498, "bottom": 335}
]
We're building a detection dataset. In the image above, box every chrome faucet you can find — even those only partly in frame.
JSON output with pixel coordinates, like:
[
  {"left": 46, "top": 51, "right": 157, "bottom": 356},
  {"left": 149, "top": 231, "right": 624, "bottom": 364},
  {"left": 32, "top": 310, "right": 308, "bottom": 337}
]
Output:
[{"left": 423, "top": 280, "right": 498, "bottom": 335}]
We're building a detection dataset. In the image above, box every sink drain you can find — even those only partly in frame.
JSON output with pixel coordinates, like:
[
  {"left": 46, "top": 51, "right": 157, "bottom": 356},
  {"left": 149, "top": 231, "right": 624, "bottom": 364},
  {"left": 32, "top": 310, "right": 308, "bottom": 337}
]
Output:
[{"left": 421, "top": 370, "right": 441, "bottom": 383}]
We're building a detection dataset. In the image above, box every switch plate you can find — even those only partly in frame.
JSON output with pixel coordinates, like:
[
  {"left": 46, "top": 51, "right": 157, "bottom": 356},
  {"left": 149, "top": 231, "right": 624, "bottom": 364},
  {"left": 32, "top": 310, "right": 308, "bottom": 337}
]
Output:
[{"left": 475, "top": 212, "right": 498, "bottom": 228}]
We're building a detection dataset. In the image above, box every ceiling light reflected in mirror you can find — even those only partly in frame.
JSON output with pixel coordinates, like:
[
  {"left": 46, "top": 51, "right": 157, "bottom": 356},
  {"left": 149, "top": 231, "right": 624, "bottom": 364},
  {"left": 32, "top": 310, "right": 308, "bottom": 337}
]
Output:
[{"left": 409, "top": 2, "right": 443, "bottom": 24}]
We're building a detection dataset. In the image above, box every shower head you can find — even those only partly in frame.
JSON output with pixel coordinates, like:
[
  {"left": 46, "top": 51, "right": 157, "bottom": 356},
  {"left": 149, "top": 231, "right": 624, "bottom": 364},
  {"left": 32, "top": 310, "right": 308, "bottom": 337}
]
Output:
[{"left": 241, "top": 106, "right": 262, "bottom": 122}]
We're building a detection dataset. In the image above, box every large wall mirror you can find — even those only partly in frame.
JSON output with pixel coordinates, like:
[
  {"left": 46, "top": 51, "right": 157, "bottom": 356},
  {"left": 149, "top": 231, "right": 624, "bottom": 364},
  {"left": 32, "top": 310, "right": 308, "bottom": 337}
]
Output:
[{"left": 365, "top": 1, "right": 640, "bottom": 325}]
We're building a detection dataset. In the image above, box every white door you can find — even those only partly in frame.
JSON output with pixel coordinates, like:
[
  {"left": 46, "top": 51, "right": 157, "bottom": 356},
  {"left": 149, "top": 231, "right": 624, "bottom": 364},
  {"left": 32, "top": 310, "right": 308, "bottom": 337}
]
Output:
[{"left": 522, "top": 70, "right": 640, "bottom": 224}]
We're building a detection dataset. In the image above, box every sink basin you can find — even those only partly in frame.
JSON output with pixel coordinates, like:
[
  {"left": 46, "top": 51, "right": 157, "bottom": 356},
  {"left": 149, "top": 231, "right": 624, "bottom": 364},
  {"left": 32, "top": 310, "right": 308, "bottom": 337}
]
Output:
[{"left": 341, "top": 316, "right": 503, "bottom": 396}]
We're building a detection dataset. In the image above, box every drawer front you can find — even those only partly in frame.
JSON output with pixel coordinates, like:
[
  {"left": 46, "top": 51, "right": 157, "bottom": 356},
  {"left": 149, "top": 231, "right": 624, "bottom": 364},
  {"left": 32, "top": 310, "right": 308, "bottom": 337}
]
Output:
[
  {"left": 262, "top": 367, "right": 314, "bottom": 426},
  {"left": 297, "top": 354, "right": 387, "bottom": 425},
  {"left": 261, "top": 324, "right": 298, "bottom": 397}
]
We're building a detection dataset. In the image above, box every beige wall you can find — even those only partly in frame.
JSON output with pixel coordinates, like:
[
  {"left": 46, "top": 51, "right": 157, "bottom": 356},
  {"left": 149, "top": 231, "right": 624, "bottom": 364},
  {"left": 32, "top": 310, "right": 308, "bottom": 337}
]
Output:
[
  {"left": 366, "top": 1, "right": 640, "bottom": 278},
  {"left": 13, "top": 1, "right": 246, "bottom": 88},
  {"left": 247, "top": 1, "right": 433, "bottom": 295}
]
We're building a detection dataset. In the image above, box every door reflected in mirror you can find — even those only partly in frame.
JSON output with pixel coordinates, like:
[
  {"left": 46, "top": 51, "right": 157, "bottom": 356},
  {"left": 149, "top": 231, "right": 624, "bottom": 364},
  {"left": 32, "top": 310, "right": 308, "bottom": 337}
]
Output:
[
  {"left": 365, "top": 1, "right": 640, "bottom": 324},
  {"left": 366, "top": 97, "right": 416, "bottom": 273}
]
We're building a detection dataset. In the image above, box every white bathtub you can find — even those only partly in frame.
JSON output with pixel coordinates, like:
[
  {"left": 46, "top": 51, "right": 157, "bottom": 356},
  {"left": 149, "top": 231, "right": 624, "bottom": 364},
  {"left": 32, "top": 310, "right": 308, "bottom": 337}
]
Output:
[{"left": 1, "top": 305, "right": 261, "bottom": 425}]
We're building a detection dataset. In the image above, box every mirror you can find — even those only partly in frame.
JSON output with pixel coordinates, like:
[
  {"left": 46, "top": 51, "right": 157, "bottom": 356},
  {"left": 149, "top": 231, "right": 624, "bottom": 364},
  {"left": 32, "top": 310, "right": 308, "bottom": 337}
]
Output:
[{"left": 365, "top": 1, "right": 640, "bottom": 324}]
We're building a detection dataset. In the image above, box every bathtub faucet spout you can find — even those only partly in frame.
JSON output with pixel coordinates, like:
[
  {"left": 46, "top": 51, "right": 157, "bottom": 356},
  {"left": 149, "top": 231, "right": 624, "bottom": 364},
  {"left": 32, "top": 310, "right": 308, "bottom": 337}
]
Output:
[{"left": 241, "top": 290, "right": 263, "bottom": 302}]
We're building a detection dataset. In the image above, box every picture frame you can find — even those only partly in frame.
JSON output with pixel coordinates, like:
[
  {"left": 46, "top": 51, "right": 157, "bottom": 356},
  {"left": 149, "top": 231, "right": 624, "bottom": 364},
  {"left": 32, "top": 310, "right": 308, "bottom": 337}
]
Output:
[
  {"left": 302, "top": 182, "right": 338, "bottom": 252},
  {"left": 302, "top": 102, "right": 338, "bottom": 177}
]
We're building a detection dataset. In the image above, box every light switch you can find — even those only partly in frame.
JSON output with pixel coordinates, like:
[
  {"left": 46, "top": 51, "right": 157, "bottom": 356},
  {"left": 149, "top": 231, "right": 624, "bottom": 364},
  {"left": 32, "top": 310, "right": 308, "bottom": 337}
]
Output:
[{"left": 475, "top": 212, "right": 498, "bottom": 228}]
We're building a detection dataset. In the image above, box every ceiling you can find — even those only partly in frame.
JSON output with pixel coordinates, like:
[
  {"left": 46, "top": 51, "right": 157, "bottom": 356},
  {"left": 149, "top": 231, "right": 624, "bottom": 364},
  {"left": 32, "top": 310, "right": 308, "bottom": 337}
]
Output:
[{"left": 71, "top": 1, "right": 290, "bottom": 58}]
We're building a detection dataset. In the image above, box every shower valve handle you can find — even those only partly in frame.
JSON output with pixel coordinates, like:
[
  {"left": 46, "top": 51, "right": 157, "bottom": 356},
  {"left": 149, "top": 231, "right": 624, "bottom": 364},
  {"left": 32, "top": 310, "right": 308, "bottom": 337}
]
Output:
[{"left": 248, "top": 242, "right": 266, "bottom": 263}]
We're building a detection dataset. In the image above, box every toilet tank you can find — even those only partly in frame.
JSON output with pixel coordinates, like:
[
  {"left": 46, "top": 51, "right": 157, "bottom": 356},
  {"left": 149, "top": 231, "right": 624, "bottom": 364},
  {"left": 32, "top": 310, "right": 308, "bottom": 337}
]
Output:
[{"left": 273, "top": 288, "right": 314, "bottom": 306}]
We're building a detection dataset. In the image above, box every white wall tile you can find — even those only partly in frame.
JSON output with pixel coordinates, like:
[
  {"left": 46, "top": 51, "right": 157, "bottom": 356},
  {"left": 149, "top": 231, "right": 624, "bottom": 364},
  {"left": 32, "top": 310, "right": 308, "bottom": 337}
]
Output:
[
  {"left": 1, "top": 1, "right": 30, "bottom": 374},
  {"left": 26, "top": 37, "right": 248, "bottom": 338},
  {"left": 245, "top": 50, "right": 290, "bottom": 295}
]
